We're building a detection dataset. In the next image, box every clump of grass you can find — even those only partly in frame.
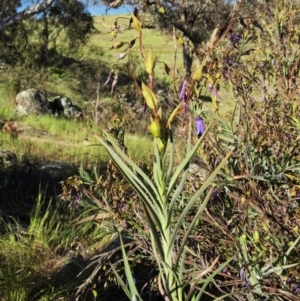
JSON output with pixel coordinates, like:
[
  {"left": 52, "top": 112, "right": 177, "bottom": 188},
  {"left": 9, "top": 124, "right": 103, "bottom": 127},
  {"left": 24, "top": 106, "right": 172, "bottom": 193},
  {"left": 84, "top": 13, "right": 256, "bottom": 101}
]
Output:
[
  {"left": 0, "top": 190, "right": 114, "bottom": 301},
  {"left": 125, "top": 132, "right": 153, "bottom": 159}
]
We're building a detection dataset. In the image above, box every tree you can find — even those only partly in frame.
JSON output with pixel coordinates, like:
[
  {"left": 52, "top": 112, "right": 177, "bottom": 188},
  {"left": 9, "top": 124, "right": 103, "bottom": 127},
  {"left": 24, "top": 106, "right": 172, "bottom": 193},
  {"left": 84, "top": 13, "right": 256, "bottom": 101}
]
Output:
[
  {"left": 0, "top": 0, "right": 56, "bottom": 31},
  {"left": 100, "top": 0, "right": 277, "bottom": 76},
  {"left": 0, "top": 0, "right": 98, "bottom": 99},
  {"left": 0, "top": 0, "right": 94, "bottom": 65},
  {"left": 100, "top": 0, "right": 233, "bottom": 76}
]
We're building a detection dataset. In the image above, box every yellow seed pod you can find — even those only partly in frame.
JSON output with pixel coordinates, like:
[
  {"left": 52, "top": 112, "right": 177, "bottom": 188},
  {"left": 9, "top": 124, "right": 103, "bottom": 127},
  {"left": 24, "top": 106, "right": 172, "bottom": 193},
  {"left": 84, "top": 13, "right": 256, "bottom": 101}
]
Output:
[
  {"left": 155, "top": 137, "right": 164, "bottom": 152},
  {"left": 206, "top": 74, "right": 214, "bottom": 85},
  {"left": 132, "top": 14, "right": 141, "bottom": 32},
  {"left": 253, "top": 230, "right": 259, "bottom": 243},
  {"left": 240, "top": 234, "right": 246, "bottom": 244},
  {"left": 192, "top": 64, "right": 203, "bottom": 81},
  {"left": 215, "top": 72, "right": 221, "bottom": 80},
  {"left": 142, "top": 82, "right": 157, "bottom": 110},
  {"left": 293, "top": 101, "right": 298, "bottom": 115},
  {"left": 293, "top": 225, "right": 299, "bottom": 235},
  {"left": 145, "top": 48, "right": 156, "bottom": 75},
  {"left": 158, "top": 5, "right": 165, "bottom": 14},
  {"left": 166, "top": 102, "right": 183, "bottom": 128},
  {"left": 212, "top": 95, "right": 219, "bottom": 111},
  {"left": 148, "top": 116, "right": 161, "bottom": 138},
  {"left": 157, "top": 106, "right": 162, "bottom": 119},
  {"left": 112, "top": 41, "right": 124, "bottom": 49},
  {"left": 177, "top": 37, "right": 184, "bottom": 45}
]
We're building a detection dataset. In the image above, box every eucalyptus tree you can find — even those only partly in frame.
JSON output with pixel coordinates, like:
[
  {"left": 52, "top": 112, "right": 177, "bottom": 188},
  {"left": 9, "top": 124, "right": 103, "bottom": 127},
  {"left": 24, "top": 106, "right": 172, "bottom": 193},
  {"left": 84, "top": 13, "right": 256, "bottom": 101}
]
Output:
[
  {"left": 0, "top": 0, "right": 94, "bottom": 67},
  {"left": 99, "top": 0, "right": 278, "bottom": 76},
  {"left": 0, "top": 0, "right": 55, "bottom": 31}
]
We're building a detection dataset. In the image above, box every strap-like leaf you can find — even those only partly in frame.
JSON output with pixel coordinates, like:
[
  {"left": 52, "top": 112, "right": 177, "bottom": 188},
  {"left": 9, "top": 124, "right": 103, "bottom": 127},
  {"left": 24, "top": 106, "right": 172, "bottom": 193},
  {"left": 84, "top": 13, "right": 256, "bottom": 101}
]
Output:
[
  {"left": 166, "top": 122, "right": 213, "bottom": 199},
  {"left": 174, "top": 188, "right": 213, "bottom": 265},
  {"left": 110, "top": 264, "right": 132, "bottom": 300},
  {"left": 97, "top": 133, "right": 161, "bottom": 201},
  {"left": 170, "top": 151, "right": 232, "bottom": 252},
  {"left": 119, "top": 234, "right": 141, "bottom": 300},
  {"left": 100, "top": 137, "right": 163, "bottom": 229},
  {"left": 168, "top": 121, "right": 193, "bottom": 216},
  {"left": 195, "top": 257, "right": 233, "bottom": 301}
]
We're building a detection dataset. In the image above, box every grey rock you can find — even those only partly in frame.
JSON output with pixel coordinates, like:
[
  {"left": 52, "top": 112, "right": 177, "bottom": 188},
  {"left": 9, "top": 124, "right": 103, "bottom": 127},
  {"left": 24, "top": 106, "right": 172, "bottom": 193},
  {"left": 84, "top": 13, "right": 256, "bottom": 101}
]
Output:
[
  {"left": 188, "top": 162, "right": 210, "bottom": 181},
  {"left": 38, "top": 162, "right": 78, "bottom": 181},
  {"left": 52, "top": 96, "right": 83, "bottom": 119},
  {"left": 63, "top": 104, "right": 83, "bottom": 119},
  {"left": 14, "top": 90, "right": 83, "bottom": 119},
  {"left": 15, "top": 88, "right": 52, "bottom": 117}
]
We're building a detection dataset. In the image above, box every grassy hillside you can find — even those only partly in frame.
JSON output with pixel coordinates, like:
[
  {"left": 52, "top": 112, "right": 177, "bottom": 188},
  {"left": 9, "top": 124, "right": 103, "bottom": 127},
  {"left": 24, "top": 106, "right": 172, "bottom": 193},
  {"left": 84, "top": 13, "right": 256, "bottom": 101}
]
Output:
[{"left": 0, "top": 14, "right": 234, "bottom": 165}]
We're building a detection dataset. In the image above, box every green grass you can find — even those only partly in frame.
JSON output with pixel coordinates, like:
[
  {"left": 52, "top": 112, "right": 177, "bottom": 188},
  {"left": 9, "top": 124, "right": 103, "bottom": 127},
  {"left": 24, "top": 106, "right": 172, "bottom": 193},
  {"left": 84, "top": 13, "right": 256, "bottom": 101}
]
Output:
[
  {"left": 125, "top": 132, "right": 154, "bottom": 159},
  {"left": 0, "top": 192, "right": 114, "bottom": 301},
  {"left": 90, "top": 15, "right": 182, "bottom": 69}
]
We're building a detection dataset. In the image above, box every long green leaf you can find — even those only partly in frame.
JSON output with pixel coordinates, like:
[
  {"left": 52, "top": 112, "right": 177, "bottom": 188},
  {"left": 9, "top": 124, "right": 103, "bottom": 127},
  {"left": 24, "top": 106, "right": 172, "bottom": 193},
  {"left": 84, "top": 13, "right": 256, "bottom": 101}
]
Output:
[
  {"left": 119, "top": 234, "right": 141, "bottom": 300},
  {"left": 195, "top": 257, "right": 233, "bottom": 301},
  {"left": 110, "top": 264, "right": 132, "bottom": 300},
  {"left": 143, "top": 203, "right": 165, "bottom": 259},
  {"left": 174, "top": 188, "right": 213, "bottom": 266},
  {"left": 96, "top": 133, "right": 161, "bottom": 201},
  {"left": 99, "top": 137, "right": 159, "bottom": 209},
  {"left": 168, "top": 121, "right": 193, "bottom": 218},
  {"left": 230, "top": 101, "right": 238, "bottom": 132},
  {"left": 166, "top": 122, "right": 213, "bottom": 199},
  {"left": 102, "top": 140, "right": 163, "bottom": 230},
  {"left": 165, "top": 129, "right": 175, "bottom": 182},
  {"left": 285, "top": 235, "right": 300, "bottom": 256},
  {"left": 170, "top": 151, "right": 231, "bottom": 251},
  {"left": 263, "top": 263, "right": 299, "bottom": 276},
  {"left": 149, "top": 230, "right": 167, "bottom": 292}
]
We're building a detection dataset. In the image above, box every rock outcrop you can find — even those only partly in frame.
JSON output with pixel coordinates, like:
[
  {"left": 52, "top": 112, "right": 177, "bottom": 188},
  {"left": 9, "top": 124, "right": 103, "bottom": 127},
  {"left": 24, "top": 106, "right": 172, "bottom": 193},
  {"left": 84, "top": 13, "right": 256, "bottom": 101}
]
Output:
[
  {"left": 15, "top": 89, "right": 52, "bottom": 117},
  {"left": 52, "top": 96, "right": 83, "bottom": 119},
  {"left": 15, "top": 89, "right": 83, "bottom": 119}
]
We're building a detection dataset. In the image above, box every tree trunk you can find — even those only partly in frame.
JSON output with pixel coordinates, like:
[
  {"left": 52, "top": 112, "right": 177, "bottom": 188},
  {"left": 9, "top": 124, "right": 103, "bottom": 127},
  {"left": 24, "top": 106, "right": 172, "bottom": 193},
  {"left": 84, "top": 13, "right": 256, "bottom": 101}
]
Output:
[{"left": 183, "top": 35, "right": 193, "bottom": 77}]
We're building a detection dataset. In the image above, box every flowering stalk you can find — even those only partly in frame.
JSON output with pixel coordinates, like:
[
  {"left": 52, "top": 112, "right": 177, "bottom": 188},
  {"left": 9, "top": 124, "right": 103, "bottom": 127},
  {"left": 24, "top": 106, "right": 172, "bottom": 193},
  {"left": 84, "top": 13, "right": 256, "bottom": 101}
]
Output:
[
  {"left": 96, "top": 9, "right": 233, "bottom": 300},
  {"left": 96, "top": 119, "right": 232, "bottom": 300}
]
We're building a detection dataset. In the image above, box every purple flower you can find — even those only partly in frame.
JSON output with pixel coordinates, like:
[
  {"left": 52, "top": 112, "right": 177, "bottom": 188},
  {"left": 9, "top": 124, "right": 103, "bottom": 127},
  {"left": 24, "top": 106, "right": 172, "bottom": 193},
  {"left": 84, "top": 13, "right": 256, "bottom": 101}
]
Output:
[
  {"left": 223, "top": 57, "right": 239, "bottom": 66},
  {"left": 68, "top": 195, "right": 81, "bottom": 209},
  {"left": 238, "top": 268, "right": 250, "bottom": 287},
  {"left": 224, "top": 70, "right": 232, "bottom": 80},
  {"left": 278, "top": 173, "right": 284, "bottom": 180},
  {"left": 119, "top": 202, "right": 126, "bottom": 211},
  {"left": 229, "top": 31, "right": 241, "bottom": 49},
  {"left": 212, "top": 188, "right": 220, "bottom": 200},
  {"left": 208, "top": 84, "right": 223, "bottom": 101},
  {"left": 179, "top": 80, "right": 188, "bottom": 101},
  {"left": 196, "top": 116, "right": 205, "bottom": 136}
]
